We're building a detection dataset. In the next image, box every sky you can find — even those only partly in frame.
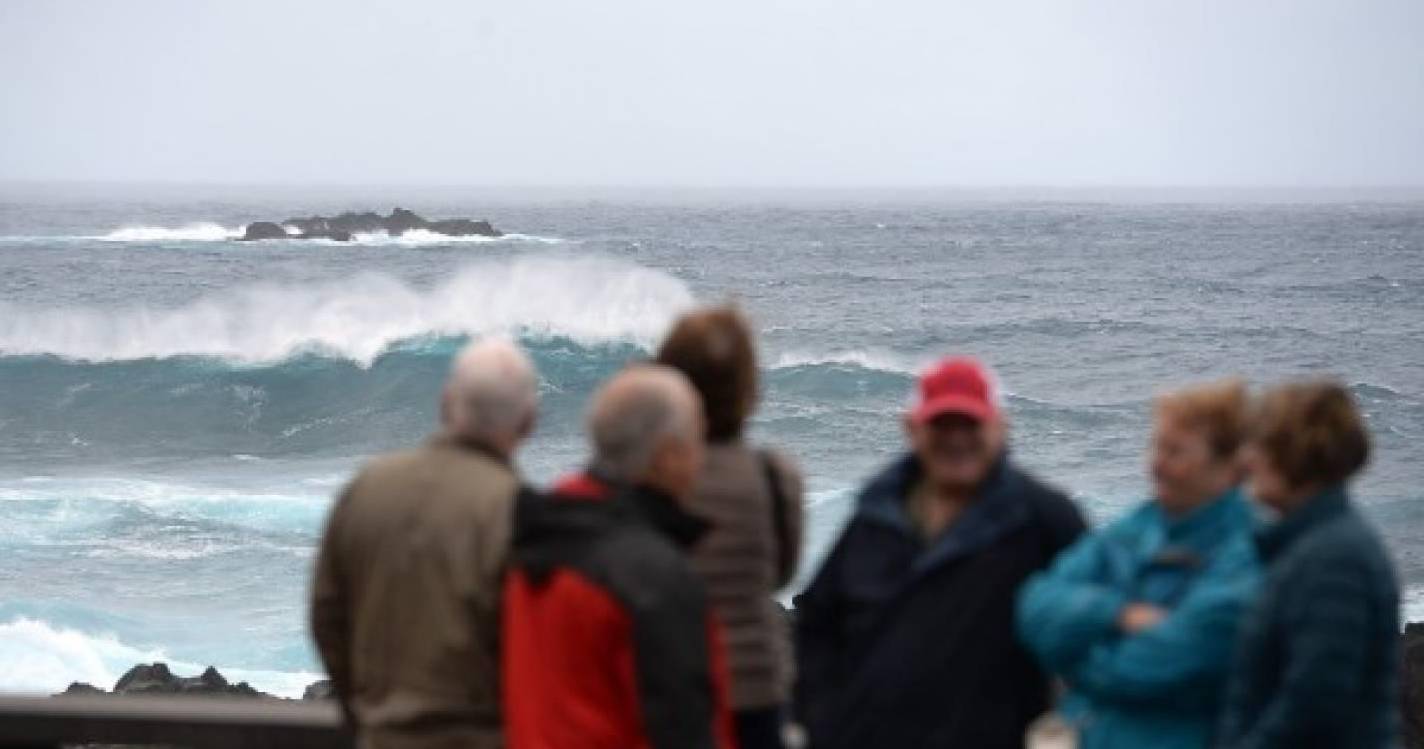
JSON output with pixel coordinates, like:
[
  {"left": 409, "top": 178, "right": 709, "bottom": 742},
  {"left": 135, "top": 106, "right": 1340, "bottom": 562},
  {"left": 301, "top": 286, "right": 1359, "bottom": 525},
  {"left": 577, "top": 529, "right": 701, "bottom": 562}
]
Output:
[{"left": 2, "top": 0, "right": 1423, "bottom": 187}]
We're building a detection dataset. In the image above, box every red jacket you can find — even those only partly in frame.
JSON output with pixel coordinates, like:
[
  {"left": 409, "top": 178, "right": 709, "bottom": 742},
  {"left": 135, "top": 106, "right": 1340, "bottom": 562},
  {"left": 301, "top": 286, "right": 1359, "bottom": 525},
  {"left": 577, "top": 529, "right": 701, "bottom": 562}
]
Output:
[{"left": 502, "top": 474, "right": 737, "bottom": 749}]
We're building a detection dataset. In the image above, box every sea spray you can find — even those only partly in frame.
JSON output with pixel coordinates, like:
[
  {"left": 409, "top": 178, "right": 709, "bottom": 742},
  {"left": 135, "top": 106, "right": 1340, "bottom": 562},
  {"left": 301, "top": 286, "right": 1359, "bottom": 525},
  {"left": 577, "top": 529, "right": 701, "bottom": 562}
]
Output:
[{"left": 0, "top": 254, "right": 693, "bottom": 365}]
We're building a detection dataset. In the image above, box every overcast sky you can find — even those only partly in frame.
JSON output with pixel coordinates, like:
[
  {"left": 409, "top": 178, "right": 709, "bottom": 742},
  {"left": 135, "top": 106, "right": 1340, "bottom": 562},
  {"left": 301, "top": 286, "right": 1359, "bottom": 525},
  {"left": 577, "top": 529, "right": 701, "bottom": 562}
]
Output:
[{"left": 2, "top": 0, "right": 1422, "bottom": 187}]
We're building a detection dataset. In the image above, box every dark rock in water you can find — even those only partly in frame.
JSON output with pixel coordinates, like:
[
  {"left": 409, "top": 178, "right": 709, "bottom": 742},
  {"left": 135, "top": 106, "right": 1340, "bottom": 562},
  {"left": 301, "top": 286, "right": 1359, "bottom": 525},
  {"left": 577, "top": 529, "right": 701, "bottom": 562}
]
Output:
[
  {"left": 61, "top": 681, "right": 107, "bottom": 696},
  {"left": 241, "top": 208, "right": 501, "bottom": 242},
  {"left": 240, "top": 221, "right": 288, "bottom": 241},
  {"left": 283, "top": 216, "right": 329, "bottom": 236},
  {"left": 428, "top": 218, "right": 502, "bottom": 237},
  {"left": 111, "top": 663, "right": 264, "bottom": 698},
  {"left": 302, "top": 679, "right": 337, "bottom": 700},
  {"left": 1403, "top": 623, "right": 1424, "bottom": 748},
  {"left": 325, "top": 211, "right": 388, "bottom": 235},
  {"left": 386, "top": 207, "right": 427, "bottom": 236}
]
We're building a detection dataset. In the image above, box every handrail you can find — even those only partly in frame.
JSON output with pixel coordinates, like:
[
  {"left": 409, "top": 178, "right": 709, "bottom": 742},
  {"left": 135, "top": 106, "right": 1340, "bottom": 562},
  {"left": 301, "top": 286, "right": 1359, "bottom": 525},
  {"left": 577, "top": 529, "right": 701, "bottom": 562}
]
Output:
[{"left": 0, "top": 694, "right": 352, "bottom": 749}]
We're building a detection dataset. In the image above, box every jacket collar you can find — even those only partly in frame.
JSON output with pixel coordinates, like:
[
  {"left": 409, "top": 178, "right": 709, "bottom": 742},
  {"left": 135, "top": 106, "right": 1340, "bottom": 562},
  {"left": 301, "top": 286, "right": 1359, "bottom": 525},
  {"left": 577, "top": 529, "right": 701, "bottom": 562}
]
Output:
[
  {"left": 513, "top": 476, "right": 709, "bottom": 580},
  {"left": 1255, "top": 484, "right": 1351, "bottom": 561},
  {"left": 549, "top": 469, "right": 710, "bottom": 550},
  {"left": 856, "top": 451, "right": 1030, "bottom": 572},
  {"left": 428, "top": 432, "right": 511, "bottom": 467},
  {"left": 623, "top": 485, "right": 711, "bottom": 550},
  {"left": 1154, "top": 486, "right": 1251, "bottom": 552}
]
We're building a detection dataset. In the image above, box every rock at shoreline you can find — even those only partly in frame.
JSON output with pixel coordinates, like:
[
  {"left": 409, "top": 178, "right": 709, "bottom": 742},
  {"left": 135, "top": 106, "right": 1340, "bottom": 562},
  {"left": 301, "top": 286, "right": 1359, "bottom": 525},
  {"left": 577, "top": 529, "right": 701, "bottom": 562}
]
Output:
[
  {"left": 238, "top": 207, "right": 502, "bottom": 242},
  {"left": 112, "top": 663, "right": 263, "bottom": 698},
  {"left": 54, "top": 663, "right": 327, "bottom": 702},
  {"left": 302, "top": 679, "right": 337, "bottom": 700},
  {"left": 1403, "top": 623, "right": 1424, "bottom": 747}
]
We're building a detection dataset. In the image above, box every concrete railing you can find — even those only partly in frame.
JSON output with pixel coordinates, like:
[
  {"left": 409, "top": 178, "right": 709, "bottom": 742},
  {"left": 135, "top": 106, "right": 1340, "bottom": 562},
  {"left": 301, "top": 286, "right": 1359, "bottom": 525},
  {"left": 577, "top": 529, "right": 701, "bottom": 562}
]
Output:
[{"left": 0, "top": 694, "right": 352, "bottom": 749}]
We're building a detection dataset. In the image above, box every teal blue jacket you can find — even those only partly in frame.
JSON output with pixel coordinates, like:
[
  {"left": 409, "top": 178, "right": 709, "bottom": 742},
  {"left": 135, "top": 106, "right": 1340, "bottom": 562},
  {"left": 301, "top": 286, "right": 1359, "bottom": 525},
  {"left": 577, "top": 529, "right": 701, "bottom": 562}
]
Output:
[{"left": 1016, "top": 489, "right": 1260, "bottom": 749}]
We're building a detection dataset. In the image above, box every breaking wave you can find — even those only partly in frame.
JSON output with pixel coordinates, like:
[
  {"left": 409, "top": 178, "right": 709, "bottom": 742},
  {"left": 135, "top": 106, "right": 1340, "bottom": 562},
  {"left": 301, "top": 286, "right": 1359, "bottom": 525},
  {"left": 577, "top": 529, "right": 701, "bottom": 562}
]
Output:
[
  {"left": 99, "top": 224, "right": 244, "bottom": 242},
  {"left": 0, "top": 254, "right": 692, "bottom": 366}
]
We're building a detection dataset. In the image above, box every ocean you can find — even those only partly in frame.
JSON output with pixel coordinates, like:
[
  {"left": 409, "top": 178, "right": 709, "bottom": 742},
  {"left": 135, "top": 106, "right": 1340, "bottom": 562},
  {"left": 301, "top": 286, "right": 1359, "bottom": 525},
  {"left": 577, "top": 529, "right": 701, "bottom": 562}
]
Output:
[{"left": 2, "top": 186, "right": 1421, "bottom": 697}]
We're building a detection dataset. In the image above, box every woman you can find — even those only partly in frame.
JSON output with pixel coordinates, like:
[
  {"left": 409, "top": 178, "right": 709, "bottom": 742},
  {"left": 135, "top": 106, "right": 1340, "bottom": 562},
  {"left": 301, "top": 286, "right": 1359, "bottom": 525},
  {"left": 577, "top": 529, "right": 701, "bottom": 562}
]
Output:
[
  {"left": 1218, "top": 381, "right": 1399, "bottom": 748},
  {"left": 656, "top": 305, "right": 805, "bottom": 749},
  {"left": 1016, "top": 380, "right": 1260, "bottom": 748}
]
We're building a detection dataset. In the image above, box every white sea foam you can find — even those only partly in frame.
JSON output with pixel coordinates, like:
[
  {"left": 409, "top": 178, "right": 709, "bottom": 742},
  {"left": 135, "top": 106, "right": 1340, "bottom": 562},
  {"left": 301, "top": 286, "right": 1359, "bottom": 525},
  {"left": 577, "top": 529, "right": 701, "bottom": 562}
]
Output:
[
  {"left": 93, "top": 223, "right": 563, "bottom": 246},
  {"left": 0, "top": 254, "right": 694, "bottom": 366},
  {"left": 341, "top": 229, "right": 564, "bottom": 246},
  {"left": 99, "top": 224, "right": 245, "bottom": 242},
  {"left": 770, "top": 348, "right": 922, "bottom": 375},
  {"left": 0, "top": 617, "right": 319, "bottom": 698}
]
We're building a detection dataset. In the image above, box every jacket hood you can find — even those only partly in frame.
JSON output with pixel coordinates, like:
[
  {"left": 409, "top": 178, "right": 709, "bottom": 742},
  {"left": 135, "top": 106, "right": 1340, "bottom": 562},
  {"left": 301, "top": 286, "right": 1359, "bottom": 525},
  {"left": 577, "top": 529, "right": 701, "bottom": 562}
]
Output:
[{"left": 513, "top": 477, "right": 711, "bottom": 582}]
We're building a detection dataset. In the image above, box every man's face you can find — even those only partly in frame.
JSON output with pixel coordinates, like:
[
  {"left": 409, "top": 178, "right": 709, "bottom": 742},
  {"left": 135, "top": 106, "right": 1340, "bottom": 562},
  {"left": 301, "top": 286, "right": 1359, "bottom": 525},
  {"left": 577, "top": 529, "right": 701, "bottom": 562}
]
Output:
[{"left": 908, "top": 412, "right": 1003, "bottom": 491}]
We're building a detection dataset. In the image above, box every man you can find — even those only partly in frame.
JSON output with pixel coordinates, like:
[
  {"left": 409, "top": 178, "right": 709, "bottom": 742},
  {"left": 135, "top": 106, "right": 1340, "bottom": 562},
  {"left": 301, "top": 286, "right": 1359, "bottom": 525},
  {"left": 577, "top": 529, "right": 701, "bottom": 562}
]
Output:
[
  {"left": 794, "top": 357, "right": 1086, "bottom": 748},
  {"left": 502, "top": 365, "right": 736, "bottom": 749},
  {"left": 311, "top": 338, "right": 539, "bottom": 749}
]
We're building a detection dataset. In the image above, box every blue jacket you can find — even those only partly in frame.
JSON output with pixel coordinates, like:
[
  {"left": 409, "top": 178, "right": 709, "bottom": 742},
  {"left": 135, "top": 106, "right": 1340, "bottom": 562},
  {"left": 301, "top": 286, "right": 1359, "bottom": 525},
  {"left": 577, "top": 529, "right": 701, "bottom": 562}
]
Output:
[
  {"left": 1217, "top": 486, "right": 1400, "bottom": 749},
  {"left": 1016, "top": 488, "right": 1260, "bottom": 749},
  {"left": 794, "top": 453, "right": 1085, "bottom": 749}
]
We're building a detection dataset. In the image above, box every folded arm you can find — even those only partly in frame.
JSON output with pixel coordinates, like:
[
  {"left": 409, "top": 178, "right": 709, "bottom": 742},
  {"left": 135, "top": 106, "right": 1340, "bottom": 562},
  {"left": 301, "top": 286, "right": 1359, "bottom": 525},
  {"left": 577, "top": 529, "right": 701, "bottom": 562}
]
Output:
[
  {"left": 1016, "top": 531, "right": 1126, "bottom": 673},
  {"left": 1070, "top": 544, "right": 1258, "bottom": 706}
]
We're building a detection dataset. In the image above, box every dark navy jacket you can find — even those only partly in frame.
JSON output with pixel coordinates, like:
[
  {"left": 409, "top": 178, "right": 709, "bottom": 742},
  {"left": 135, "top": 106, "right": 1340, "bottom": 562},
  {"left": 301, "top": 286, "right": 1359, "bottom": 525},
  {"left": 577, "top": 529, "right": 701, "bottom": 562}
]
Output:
[
  {"left": 793, "top": 453, "right": 1085, "bottom": 749},
  {"left": 1217, "top": 486, "right": 1400, "bottom": 749}
]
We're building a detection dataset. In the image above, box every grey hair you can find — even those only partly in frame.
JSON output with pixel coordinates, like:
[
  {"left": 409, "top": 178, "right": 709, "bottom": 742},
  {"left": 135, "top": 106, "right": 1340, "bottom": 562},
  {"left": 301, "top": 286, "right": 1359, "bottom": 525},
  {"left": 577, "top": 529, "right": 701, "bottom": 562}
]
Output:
[
  {"left": 445, "top": 337, "right": 539, "bottom": 442},
  {"left": 587, "top": 365, "right": 700, "bottom": 482}
]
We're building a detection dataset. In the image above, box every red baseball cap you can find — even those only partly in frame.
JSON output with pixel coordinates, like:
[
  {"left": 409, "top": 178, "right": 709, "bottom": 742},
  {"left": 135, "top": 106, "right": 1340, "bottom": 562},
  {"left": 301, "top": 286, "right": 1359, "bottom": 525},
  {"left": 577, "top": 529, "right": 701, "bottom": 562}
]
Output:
[{"left": 911, "top": 357, "right": 1000, "bottom": 424}]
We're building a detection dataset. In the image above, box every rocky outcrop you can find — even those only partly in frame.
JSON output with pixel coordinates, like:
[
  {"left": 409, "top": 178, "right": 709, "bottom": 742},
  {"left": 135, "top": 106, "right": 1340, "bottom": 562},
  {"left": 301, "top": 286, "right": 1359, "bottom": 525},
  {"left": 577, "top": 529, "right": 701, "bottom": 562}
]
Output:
[
  {"left": 1403, "top": 624, "right": 1424, "bottom": 748},
  {"left": 240, "top": 221, "right": 288, "bottom": 241},
  {"left": 302, "top": 679, "right": 337, "bottom": 701},
  {"left": 429, "top": 218, "right": 498, "bottom": 236},
  {"left": 239, "top": 207, "right": 502, "bottom": 242},
  {"left": 57, "top": 663, "right": 332, "bottom": 701},
  {"left": 113, "top": 664, "right": 261, "bottom": 697}
]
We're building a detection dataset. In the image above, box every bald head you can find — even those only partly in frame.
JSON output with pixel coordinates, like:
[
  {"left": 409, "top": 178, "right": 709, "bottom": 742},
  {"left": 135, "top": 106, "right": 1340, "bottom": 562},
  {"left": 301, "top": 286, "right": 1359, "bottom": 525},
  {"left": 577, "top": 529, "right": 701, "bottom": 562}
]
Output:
[
  {"left": 588, "top": 365, "right": 705, "bottom": 494},
  {"left": 442, "top": 338, "right": 539, "bottom": 455}
]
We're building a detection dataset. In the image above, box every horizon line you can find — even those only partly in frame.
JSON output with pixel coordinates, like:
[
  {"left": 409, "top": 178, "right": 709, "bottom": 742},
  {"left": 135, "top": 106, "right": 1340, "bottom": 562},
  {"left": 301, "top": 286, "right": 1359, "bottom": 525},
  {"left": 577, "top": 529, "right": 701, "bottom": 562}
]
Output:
[{"left": 5, "top": 179, "right": 1424, "bottom": 190}]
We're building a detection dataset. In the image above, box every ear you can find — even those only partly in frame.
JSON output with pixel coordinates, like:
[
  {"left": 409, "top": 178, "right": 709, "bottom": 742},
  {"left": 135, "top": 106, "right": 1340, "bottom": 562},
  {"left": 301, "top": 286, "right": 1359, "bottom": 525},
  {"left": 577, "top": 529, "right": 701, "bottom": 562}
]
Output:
[
  {"left": 986, "top": 416, "right": 1008, "bottom": 450},
  {"left": 516, "top": 410, "right": 537, "bottom": 441}
]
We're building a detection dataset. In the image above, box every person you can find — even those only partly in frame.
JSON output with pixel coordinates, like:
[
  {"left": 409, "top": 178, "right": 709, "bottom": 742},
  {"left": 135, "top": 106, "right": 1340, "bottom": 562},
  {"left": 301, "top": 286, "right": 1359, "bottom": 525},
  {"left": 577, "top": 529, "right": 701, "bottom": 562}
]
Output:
[
  {"left": 309, "top": 338, "right": 539, "bottom": 749},
  {"left": 1016, "top": 380, "right": 1260, "bottom": 748},
  {"left": 656, "top": 305, "right": 806, "bottom": 749},
  {"left": 501, "top": 365, "right": 737, "bottom": 749},
  {"left": 794, "top": 356, "right": 1086, "bottom": 748},
  {"left": 1217, "top": 381, "right": 1399, "bottom": 748}
]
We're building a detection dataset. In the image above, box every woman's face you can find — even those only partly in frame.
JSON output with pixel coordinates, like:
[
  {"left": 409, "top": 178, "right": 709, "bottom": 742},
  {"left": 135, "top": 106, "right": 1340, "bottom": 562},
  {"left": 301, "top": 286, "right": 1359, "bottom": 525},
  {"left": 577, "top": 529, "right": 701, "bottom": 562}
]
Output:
[
  {"left": 1151, "top": 416, "right": 1239, "bottom": 516},
  {"left": 1242, "top": 443, "right": 1295, "bottom": 513}
]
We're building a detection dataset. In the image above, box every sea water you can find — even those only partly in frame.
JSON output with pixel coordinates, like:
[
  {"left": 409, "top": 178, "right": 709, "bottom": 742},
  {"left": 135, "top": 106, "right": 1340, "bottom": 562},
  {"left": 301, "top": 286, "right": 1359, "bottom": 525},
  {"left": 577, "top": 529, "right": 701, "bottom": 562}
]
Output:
[{"left": 2, "top": 188, "right": 1421, "bottom": 696}]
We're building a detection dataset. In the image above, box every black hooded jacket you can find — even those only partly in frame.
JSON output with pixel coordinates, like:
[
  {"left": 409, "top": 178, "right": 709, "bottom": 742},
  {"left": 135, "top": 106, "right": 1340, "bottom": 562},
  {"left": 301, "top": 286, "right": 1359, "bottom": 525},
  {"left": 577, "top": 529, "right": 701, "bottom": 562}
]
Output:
[
  {"left": 501, "top": 474, "right": 737, "bottom": 749},
  {"left": 794, "top": 454, "right": 1085, "bottom": 748}
]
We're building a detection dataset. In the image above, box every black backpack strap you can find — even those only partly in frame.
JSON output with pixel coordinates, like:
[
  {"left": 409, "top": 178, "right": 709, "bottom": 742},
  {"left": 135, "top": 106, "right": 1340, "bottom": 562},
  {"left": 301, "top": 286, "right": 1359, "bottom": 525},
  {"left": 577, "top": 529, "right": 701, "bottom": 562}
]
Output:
[{"left": 760, "top": 449, "right": 795, "bottom": 584}]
